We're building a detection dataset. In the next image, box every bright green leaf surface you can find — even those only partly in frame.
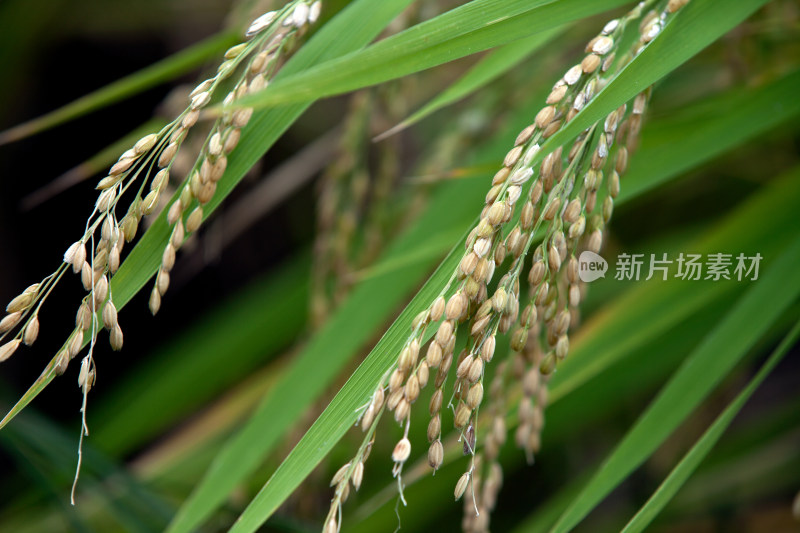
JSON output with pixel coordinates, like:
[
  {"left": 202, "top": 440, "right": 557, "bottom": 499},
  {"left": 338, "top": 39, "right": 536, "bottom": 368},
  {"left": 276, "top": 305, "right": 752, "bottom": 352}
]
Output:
[
  {"left": 234, "top": 0, "right": 631, "bottom": 109},
  {"left": 226, "top": 3, "right": 781, "bottom": 530},
  {"left": 162, "top": 2, "right": 418, "bottom": 532},
  {"left": 378, "top": 26, "right": 566, "bottom": 139},
  {"left": 538, "top": 0, "right": 771, "bottom": 159},
  {"left": 0, "top": 0, "right": 416, "bottom": 435}
]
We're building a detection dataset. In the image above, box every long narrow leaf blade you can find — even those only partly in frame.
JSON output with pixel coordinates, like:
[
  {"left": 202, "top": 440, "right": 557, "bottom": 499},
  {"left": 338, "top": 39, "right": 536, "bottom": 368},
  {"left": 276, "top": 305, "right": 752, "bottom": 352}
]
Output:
[
  {"left": 552, "top": 165, "right": 800, "bottom": 402},
  {"left": 539, "top": 0, "right": 770, "bottom": 158},
  {"left": 162, "top": 2, "right": 418, "bottom": 532},
  {"left": 377, "top": 26, "right": 566, "bottom": 140},
  {"left": 550, "top": 235, "right": 800, "bottom": 532},
  {"left": 621, "top": 68, "right": 800, "bottom": 201},
  {"left": 224, "top": 3, "right": 777, "bottom": 531},
  {"left": 234, "top": 0, "right": 630, "bottom": 109},
  {"left": 1, "top": 410, "right": 174, "bottom": 533},
  {"left": 0, "top": 32, "right": 237, "bottom": 145},
  {"left": 348, "top": 167, "right": 800, "bottom": 533},
  {"left": 0, "top": 0, "right": 416, "bottom": 434},
  {"left": 620, "top": 321, "right": 800, "bottom": 533},
  {"left": 93, "top": 255, "right": 309, "bottom": 454}
]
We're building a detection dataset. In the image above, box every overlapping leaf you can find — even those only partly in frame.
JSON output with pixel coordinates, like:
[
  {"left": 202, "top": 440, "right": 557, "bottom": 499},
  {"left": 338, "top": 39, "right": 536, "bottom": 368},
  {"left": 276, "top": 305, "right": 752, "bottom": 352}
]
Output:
[
  {"left": 1, "top": 1, "right": 794, "bottom": 532},
  {"left": 225, "top": 2, "right": 776, "bottom": 531},
  {"left": 233, "top": 0, "right": 631, "bottom": 109},
  {"left": 619, "top": 321, "right": 800, "bottom": 533},
  {"left": 0, "top": 32, "right": 237, "bottom": 145},
  {"left": 0, "top": 0, "right": 417, "bottom": 434},
  {"left": 377, "top": 26, "right": 567, "bottom": 140},
  {"left": 550, "top": 238, "right": 800, "bottom": 531},
  {"left": 348, "top": 166, "right": 800, "bottom": 532},
  {"left": 161, "top": 2, "right": 419, "bottom": 532}
]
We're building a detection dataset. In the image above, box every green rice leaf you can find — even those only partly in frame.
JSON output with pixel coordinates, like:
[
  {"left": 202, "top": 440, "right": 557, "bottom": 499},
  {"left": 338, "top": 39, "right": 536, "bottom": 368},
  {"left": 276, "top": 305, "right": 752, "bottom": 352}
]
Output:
[
  {"left": 376, "top": 26, "right": 567, "bottom": 140},
  {"left": 0, "top": 0, "right": 415, "bottom": 435},
  {"left": 621, "top": 68, "right": 800, "bottom": 202},
  {"left": 619, "top": 320, "right": 800, "bottom": 533},
  {"left": 551, "top": 164, "right": 800, "bottom": 403},
  {"left": 160, "top": 3, "right": 419, "bottom": 532},
  {"left": 549, "top": 237, "right": 800, "bottom": 532},
  {"left": 92, "top": 255, "right": 309, "bottom": 454},
  {"left": 232, "top": 0, "right": 631, "bottom": 110},
  {"left": 538, "top": 0, "right": 771, "bottom": 160},
  {"left": 223, "top": 2, "right": 777, "bottom": 530},
  {"left": 0, "top": 32, "right": 237, "bottom": 145},
  {"left": 0, "top": 410, "right": 173, "bottom": 533}
]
